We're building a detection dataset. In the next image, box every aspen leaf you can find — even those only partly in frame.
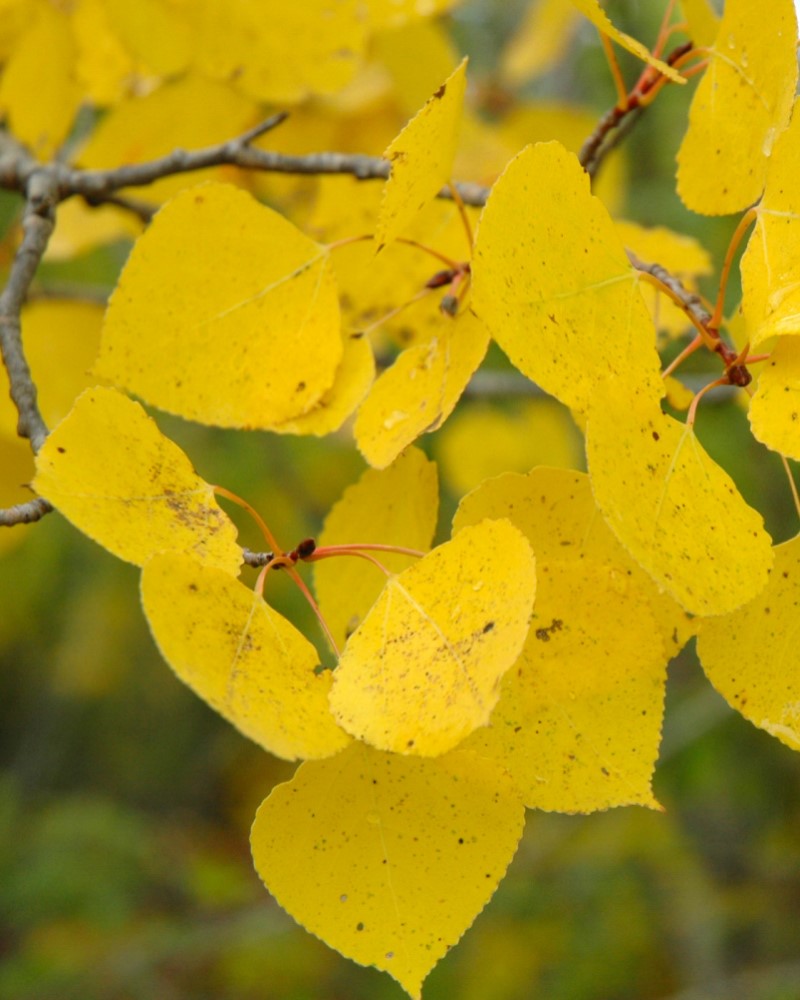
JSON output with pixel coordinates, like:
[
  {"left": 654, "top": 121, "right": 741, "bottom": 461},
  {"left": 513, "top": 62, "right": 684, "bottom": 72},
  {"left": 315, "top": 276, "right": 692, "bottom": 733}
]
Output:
[
  {"left": 0, "top": 2, "right": 81, "bottom": 158},
  {"left": 95, "top": 183, "right": 343, "bottom": 429},
  {"left": 104, "top": 0, "right": 191, "bottom": 75},
  {"left": 586, "top": 378, "right": 773, "bottom": 616},
  {"left": 697, "top": 536, "right": 800, "bottom": 752},
  {"left": 570, "top": 0, "right": 685, "bottom": 84},
  {"left": 501, "top": 0, "right": 579, "bottom": 85},
  {"left": 374, "top": 20, "right": 459, "bottom": 118},
  {"left": 741, "top": 99, "right": 800, "bottom": 346},
  {"left": 453, "top": 466, "right": 693, "bottom": 657},
  {"left": 315, "top": 448, "right": 438, "bottom": 649},
  {"left": 33, "top": 387, "right": 241, "bottom": 573},
  {"left": 464, "top": 558, "right": 665, "bottom": 812},
  {"left": 679, "top": 0, "right": 719, "bottom": 48},
  {"left": 354, "top": 308, "right": 490, "bottom": 469},
  {"left": 250, "top": 743, "right": 525, "bottom": 999},
  {"left": 748, "top": 336, "right": 800, "bottom": 460},
  {"left": 375, "top": 59, "right": 467, "bottom": 247},
  {"left": 141, "top": 554, "right": 349, "bottom": 760},
  {"left": 471, "top": 143, "right": 663, "bottom": 414},
  {"left": 676, "top": 0, "right": 797, "bottom": 215},
  {"left": 330, "top": 519, "right": 536, "bottom": 756},
  {"left": 365, "top": 0, "right": 460, "bottom": 30},
  {"left": 71, "top": 0, "right": 135, "bottom": 106}
]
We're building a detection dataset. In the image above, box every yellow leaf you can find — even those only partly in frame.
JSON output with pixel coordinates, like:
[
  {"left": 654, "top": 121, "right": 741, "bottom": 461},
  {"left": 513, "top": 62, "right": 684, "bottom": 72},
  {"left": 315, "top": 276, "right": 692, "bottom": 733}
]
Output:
[
  {"left": 464, "top": 558, "right": 665, "bottom": 811},
  {"left": 375, "top": 59, "right": 468, "bottom": 247},
  {"left": 33, "top": 387, "right": 241, "bottom": 573},
  {"left": 0, "top": 2, "right": 81, "bottom": 158},
  {"left": 374, "top": 19, "right": 459, "bottom": 118},
  {"left": 71, "top": 0, "right": 136, "bottom": 105},
  {"left": 741, "top": 97, "right": 800, "bottom": 346},
  {"left": 95, "top": 183, "right": 343, "bottom": 429},
  {"left": 471, "top": 143, "right": 663, "bottom": 414},
  {"left": 453, "top": 466, "right": 694, "bottom": 658},
  {"left": 251, "top": 743, "right": 524, "bottom": 999},
  {"left": 46, "top": 198, "right": 141, "bottom": 259},
  {"left": 77, "top": 75, "right": 260, "bottom": 205},
  {"left": 355, "top": 308, "right": 490, "bottom": 469},
  {"left": 273, "top": 331, "right": 375, "bottom": 437},
  {"left": 104, "top": 0, "right": 191, "bottom": 76},
  {"left": 314, "top": 447, "right": 438, "bottom": 648},
  {"left": 141, "top": 553, "right": 349, "bottom": 760},
  {"left": 697, "top": 535, "right": 800, "bottom": 751},
  {"left": 0, "top": 436, "right": 33, "bottom": 558},
  {"left": 679, "top": 0, "right": 719, "bottom": 48},
  {"left": 586, "top": 377, "right": 773, "bottom": 616},
  {"left": 501, "top": 0, "right": 580, "bottom": 85},
  {"left": 663, "top": 375, "right": 695, "bottom": 412},
  {"left": 436, "top": 398, "right": 582, "bottom": 499},
  {"left": 192, "top": 0, "right": 366, "bottom": 104},
  {"left": 748, "top": 336, "right": 800, "bottom": 460},
  {"left": 676, "top": 0, "right": 797, "bottom": 215},
  {"left": 365, "top": 0, "right": 461, "bottom": 30},
  {"left": 329, "top": 519, "right": 536, "bottom": 755},
  {"left": 570, "top": 0, "right": 685, "bottom": 84}
]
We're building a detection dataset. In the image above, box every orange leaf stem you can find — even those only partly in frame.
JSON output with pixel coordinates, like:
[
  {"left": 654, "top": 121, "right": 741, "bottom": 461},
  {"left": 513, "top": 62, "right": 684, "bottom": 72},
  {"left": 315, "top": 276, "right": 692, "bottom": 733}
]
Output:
[
  {"left": 213, "top": 484, "right": 283, "bottom": 556},
  {"left": 709, "top": 207, "right": 758, "bottom": 332}
]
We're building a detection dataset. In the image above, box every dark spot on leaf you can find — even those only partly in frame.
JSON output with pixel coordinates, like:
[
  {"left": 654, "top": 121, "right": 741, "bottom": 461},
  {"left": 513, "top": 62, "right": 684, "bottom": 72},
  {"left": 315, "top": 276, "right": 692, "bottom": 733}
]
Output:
[
  {"left": 296, "top": 381, "right": 306, "bottom": 393},
  {"left": 356, "top": 922, "right": 364, "bottom": 931},
  {"left": 652, "top": 431, "right": 660, "bottom": 441},
  {"left": 188, "top": 583, "right": 198, "bottom": 591},
  {"left": 482, "top": 621, "right": 495, "bottom": 634},
  {"left": 434, "top": 83, "right": 446, "bottom": 98},
  {"left": 57, "top": 446, "right": 66, "bottom": 453}
]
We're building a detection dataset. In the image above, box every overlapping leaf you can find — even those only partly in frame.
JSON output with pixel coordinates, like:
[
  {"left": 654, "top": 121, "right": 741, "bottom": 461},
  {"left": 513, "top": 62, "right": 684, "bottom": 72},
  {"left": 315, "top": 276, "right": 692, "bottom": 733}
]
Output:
[
  {"left": 676, "top": 0, "right": 797, "bottom": 215},
  {"left": 141, "top": 553, "right": 349, "bottom": 760},
  {"left": 471, "top": 142, "right": 663, "bottom": 414},
  {"left": 748, "top": 336, "right": 800, "bottom": 460},
  {"left": 570, "top": 0, "right": 684, "bottom": 83},
  {"left": 354, "top": 308, "right": 490, "bottom": 469},
  {"left": 586, "top": 378, "right": 773, "bottom": 616},
  {"left": 741, "top": 98, "right": 800, "bottom": 347},
  {"left": 453, "top": 466, "right": 694, "bottom": 657},
  {"left": 33, "top": 387, "right": 241, "bottom": 573},
  {"left": 329, "top": 519, "right": 536, "bottom": 755},
  {"left": 463, "top": 558, "right": 666, "bottom": 812},
  {"left": 314, "top": 447, "right": 438, "bottom": 648},
  {"left": 94, "top": 183, "right": 343, "bottom": 429},
  {"left": 251, "top": 743, "right": 525, "bottom": 999},
  {"left": 375, "top": 59, "right": 467, "bottom": 247},
  {"left": 697, "top": 536, "right": 800, "bottom": 751}
]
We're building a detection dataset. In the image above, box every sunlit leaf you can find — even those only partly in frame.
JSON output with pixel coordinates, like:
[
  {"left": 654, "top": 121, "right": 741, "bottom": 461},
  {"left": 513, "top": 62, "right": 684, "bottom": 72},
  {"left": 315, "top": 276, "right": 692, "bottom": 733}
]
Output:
[
  {"left": 463, "top": 558, "right": 665, "bottom": 812},
  {"left": 33, "top": 387, "right": 241, "bottom": 572},
  {"left": 749, "top": 336, "right": 800, "bottom": 460},
  {"left": 676, "top": 0, "right": 797, "bottom": 215},
  {"left": 141, "top": 553, "right": 349, "bottom": 760},
  {"left": 453, "top": 466, "right": 693, "bottom": 659},
  {"left": 679, "top": 0, "right": 719, "bottom": 48},
  {"left": 329, "top": 519, "right": 536, "bottom": 755},
  {"left": 0, "top": 1, "right": 81, "bottom": 158},
  {"left": 375, "top": 59, "right": 467, "bottom": 247},
  {"left": 354, "top": 308, "right": 490, "bottom": 469},
  {"left": 697, "top": 535, "right": 800, "bottom": 751},
  {"left": 741, "top": 97, "right": 800, "bottom": 346},
  {"left": 94, "top": 183, "right": 343, "bottom": 429},
  {"left": 586, "top": 377, "right": 773, "bottom": 616},
  {"left": 251, "top": 743, "right": 525, "bottom": 999},
  {"left": 570, "top": 0, "right": 685, "bottom": 84},
  {"left": 471, "top": 143, "right": 663, "bottom": 413},
  {"left": 315, "top": 447, "right": 438, "bottom": 649}
]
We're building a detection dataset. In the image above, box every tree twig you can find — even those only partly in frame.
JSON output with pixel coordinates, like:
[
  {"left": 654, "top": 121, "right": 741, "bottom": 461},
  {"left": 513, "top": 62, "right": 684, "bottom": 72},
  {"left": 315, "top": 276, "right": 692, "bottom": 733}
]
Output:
[{"left": 0, "top": 496, "right": 53, "bottom": 526}]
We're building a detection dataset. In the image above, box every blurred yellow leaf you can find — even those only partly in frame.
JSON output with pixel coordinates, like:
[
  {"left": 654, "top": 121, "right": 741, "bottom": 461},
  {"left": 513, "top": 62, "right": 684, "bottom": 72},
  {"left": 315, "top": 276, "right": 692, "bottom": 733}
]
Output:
[
  {"left": 376, "top": 59, "right": 467, "bottom": 247},
  {"left": 141, "top": 553, "right": 349, "bottom": 760},
  {"left": 71, "top": 0, "right": 136, "bottom": 104},
  {"left": 453, "top": 466, "right": 693, "bottom": 660},
  {"left": 586, "top": 377, "right": 773, "bottom": 616},
  {"left": 464, "top": 558, "right": 665, "bottom": 811},
  {"left": 33, "top": 387, "right": 241, "bottom": 572},
  {"left": 472, "top": 143, "right": 662, "bottom": 413},
  {"left": 46, "top": 198, "right": 142, "bottom": 259},
  {"left": 355, "top": 308, "right": 490, "bottom": 469},
  {"left": 191, "top": 0, "right": 366, "bottom": 103},
  {"left": 315, "top": 447, "right": 438, "bottom": 648},
  {"left": 502, "top": 0, "right": 580, "bottom": 85},
  {"left": 679, "top": 0, "right": 719, "bottom": 48},
  {"left": 251, "top": 743, "right": 524, "bottom": 999},
  {"left": 571, "top": 0, "right": 685, "bottom": 83},
  {"left": 95, "top": 183, "right": 343, "bottom": 429},
  {"left": 697, "top": 535, "right": 800, "bottom": 751},
  {"left": 676, "top": 0, "right": 797, "bottom": 215},
  {"left": 77, "top": 75, "right": 260, "bottom": 205},
  {"left": 104, "top": 0, "right": 191, "bottom": 76},
  {"left": 365, "top": 0, "right": 461, "bottom": 30},
  {"left": 374, "top": 19, "right": 459, "bottom": 117},
  {"left": 0, "top": 1, "right": 81, "bottom": 158},
  {"left": 741, "top": 98, "right": 800, "bottom": 346},
  {"left": 0, "top": 436, "right": 33, "bottom": 557},
  {"left": 329, "top": 519, "right": 536, "bottom": 755},
  {"left": 436, "top": 399, "right": 581, "bottom": 498},
  {"left": 749, "top": 336, "right": 800, "bottom": 460}
]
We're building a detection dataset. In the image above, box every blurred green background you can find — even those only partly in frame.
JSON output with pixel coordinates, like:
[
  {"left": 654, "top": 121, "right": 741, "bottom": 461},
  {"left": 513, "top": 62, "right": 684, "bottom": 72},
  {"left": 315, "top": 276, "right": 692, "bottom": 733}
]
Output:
[{"left": 2, "top": 1, "right": 800, "bottom": 998}]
